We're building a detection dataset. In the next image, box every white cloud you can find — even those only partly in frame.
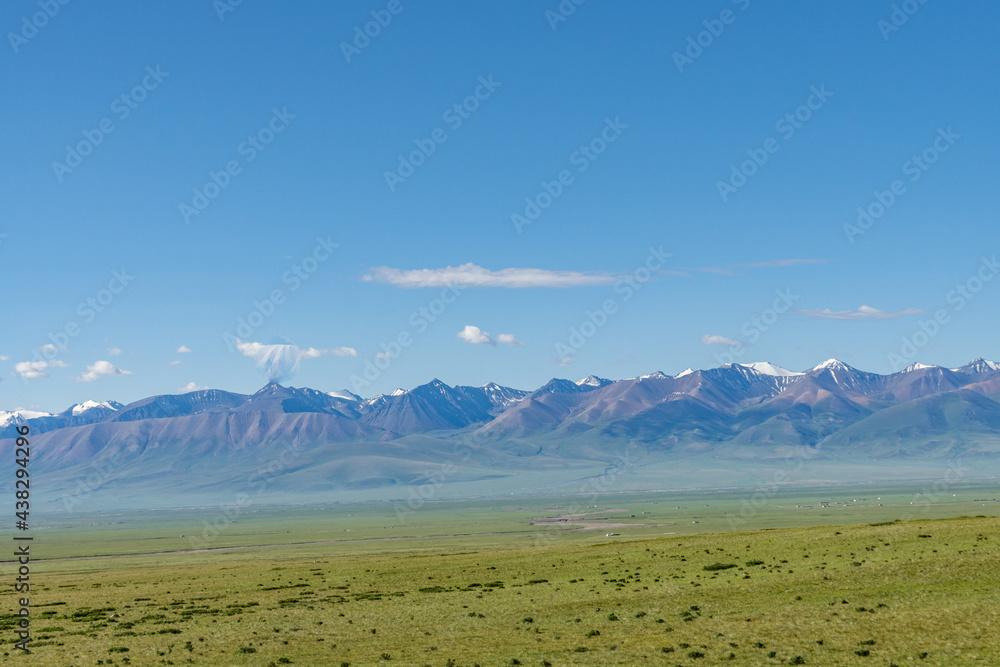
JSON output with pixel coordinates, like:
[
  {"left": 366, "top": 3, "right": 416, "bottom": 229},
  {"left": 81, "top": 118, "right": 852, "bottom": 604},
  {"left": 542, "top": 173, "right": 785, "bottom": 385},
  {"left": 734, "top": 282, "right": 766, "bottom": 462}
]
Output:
[
  {"left": 177, "top": 381, "right": 208, "bottom": 393},
  {"left": 298, "top": 346, "right": 356, "bottom": 359},
  {"left": 794, "top": 305, "right": 923, "bottom": 321},
  {"left": 107, "top": 347, "right": 123, "bottom": 356},
  {"left": 701, "top": 334, "right": 741, "bottom": 347},
  {"left": 363, "top": 263, "right": 617, "bottom": 289},
  {"left": 457, "top": 325, "right": 494, "bottom": 345},
  {"left": 14, "top": 361, "right": 50, "bottom": 379},
  {"left": 10, "top": 358, "right": 66, "bottom": 380},
  {"left": 0, "top": 355, "right": 9, "bottom": 361},
  {"left": 456, "top": 326, "right": 525, "bottom": 347},
  {"left": 74, "top": 360, "right": 132, "bottom": 383},
  {"left": 38, "top": 343, "right": 58, "bottom": 355},
  {"left": 169, "top": 360, "right": 181, "bottom": 366},
  {"left": 496, "top": 333, "right": 525, "bottom": 347},
  {"left": 555, "top": 355, "right": 575, "bottom": 367},
  {"left": 234, "top": 340, "right": 358, "bottom": 382},
  {"left": 176, "top": 345, "right": 192, "bottom": 353}
]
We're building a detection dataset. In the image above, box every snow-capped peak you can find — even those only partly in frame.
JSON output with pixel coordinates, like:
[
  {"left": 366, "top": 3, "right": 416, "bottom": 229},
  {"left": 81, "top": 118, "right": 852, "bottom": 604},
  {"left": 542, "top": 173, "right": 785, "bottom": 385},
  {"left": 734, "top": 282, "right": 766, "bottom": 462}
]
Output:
[
  {"left": 745, "top": 362, "right": 804, "bottom": 377},
  {"left": 327, "top": 390, "right": 360, "bottom": 402},
  {"left": 811, "top": 358, "right": 851, "bottom": 372},
  {"left": 638, "top": 371, "right": 668, "bottom": 380},
  {"left": 71, "top": 400, "right": 119, "bottom": 416},
  {"left": 0, "top": 409, "right": 53, "bottom": 428},
  {"left": 953, "top": 358, "right": 1000, "bottom": 373},
  {"left": 576, "top": 375, "right": 611, "bottom": 387},
  {"left": 675, "top": 368, "right": 695, "bottom": 378},
  {"left": 902, "top": 363, "right": 934, "bottom": 373},
  {"left": 389, "top": 388, "right": 407, "bottom": 396}
]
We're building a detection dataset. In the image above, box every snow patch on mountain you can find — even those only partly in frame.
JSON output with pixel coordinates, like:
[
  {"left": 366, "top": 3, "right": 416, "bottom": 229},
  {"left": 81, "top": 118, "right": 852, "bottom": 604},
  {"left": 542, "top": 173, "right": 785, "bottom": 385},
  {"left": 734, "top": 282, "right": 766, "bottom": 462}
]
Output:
[
  {"left": 0, "top": 410, "right": 52, "bottom": 427},
  {"left": 71, "top": 400, "right": 120, "bottom": 416},
  {"left": 327, "top": 390, "right": 361, "bottom": 402},
  {"left": 745, "top": 362, "right": 804, "bottom": 377},
  {"left": 480, "top": 382, "right": 528, "bottom": 408},
  {"left": 954, "top": 358, "right": 1000, "bottom": 373},
  {"left": 902, "top": 363, "right": 935, "bottom": 373},
  {"left": 811, "top": 358, "right": 852, "bottom": 372}
]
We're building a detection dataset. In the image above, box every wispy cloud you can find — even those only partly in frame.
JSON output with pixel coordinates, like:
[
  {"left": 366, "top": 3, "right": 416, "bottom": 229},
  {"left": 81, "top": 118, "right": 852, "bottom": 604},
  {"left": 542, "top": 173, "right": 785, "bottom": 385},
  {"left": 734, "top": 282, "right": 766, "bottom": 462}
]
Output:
[
  {"left": 794, "top": 305, "right": 923, "bottom": 321},
  {"left": 456, "top": 325, "right": 525, "bottom": 347},
  {"left": 0, "top": 355, "right": 9, "bottom": 361},
  {"left": 74, "top": 360, "right": 132, "bottom": 382},
  {"left": 364, "top": 263, "right": 617, "bottom": 289},
  {"left": 169, "top": 360, "right": 181, "bottom": 366},
  {"left": 14, "top": 361, "right": 51, "bottom": 379},
  {"left": 701, "top": 334, "right": 741, "bottom": 347},
  {"left": 176, "top": 345, "right": 192, "bottom": 353},
  {"left": 177, "top": 381, "right": 208, "bottom": 393},
  {"left": 107, "top": 347, "right": 123, "bottom": 356},
  {"left": 495, "top": 333, "right": 524, "bottom": 347},
  {"left": 234, "top": 340, "right": 357, "bottom": 382},
  {"left": 676, "top": 258, "right": 826, "bottom": 277},
  {"left": 13, "top": 358, "right": 68, "bottom": 379}
]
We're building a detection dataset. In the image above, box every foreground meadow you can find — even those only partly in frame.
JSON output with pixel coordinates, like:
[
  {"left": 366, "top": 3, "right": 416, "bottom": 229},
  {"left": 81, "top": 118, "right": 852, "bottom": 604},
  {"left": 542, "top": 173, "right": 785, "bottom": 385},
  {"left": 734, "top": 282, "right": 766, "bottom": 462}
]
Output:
[{"left": 2, "top": 514, "right": 999, "bottom": 666}]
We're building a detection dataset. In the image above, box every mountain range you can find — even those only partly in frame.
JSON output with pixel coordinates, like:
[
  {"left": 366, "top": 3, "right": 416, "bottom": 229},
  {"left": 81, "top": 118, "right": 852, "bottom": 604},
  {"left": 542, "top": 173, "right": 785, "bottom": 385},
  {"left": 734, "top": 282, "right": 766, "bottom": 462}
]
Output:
[{"left": 4, "top": 358, "right": 1000, "bottom": 510}]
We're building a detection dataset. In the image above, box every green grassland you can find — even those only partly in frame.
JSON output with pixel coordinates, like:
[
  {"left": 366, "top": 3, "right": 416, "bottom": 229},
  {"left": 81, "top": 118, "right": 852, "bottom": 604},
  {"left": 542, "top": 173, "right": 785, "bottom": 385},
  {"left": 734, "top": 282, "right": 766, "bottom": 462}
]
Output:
[{"left": 2, "top": 482, "right": 1000, "bottom": 665}]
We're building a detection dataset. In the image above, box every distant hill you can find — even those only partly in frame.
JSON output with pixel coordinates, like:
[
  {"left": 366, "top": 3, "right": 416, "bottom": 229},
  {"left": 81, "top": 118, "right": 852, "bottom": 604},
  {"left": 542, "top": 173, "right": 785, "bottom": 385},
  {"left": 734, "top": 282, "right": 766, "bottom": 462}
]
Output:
[{"left": 4, "top": 359, "right": 1000, "bottom": 510}]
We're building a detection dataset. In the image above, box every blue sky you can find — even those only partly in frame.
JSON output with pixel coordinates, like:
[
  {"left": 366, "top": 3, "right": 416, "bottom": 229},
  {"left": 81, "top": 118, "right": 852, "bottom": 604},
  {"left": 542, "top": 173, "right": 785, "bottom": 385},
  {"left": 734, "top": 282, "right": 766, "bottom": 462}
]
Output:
[{"left": 2, "top": 0, "right": 998, "bottom": 411}]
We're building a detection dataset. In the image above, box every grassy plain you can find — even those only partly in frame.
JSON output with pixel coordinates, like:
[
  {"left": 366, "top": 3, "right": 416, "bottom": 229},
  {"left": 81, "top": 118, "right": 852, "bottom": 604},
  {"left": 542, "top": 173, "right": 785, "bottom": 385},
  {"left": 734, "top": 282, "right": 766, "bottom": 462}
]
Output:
[{"left": 2, "top": 482, "right": 999, "bottom": 665}]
